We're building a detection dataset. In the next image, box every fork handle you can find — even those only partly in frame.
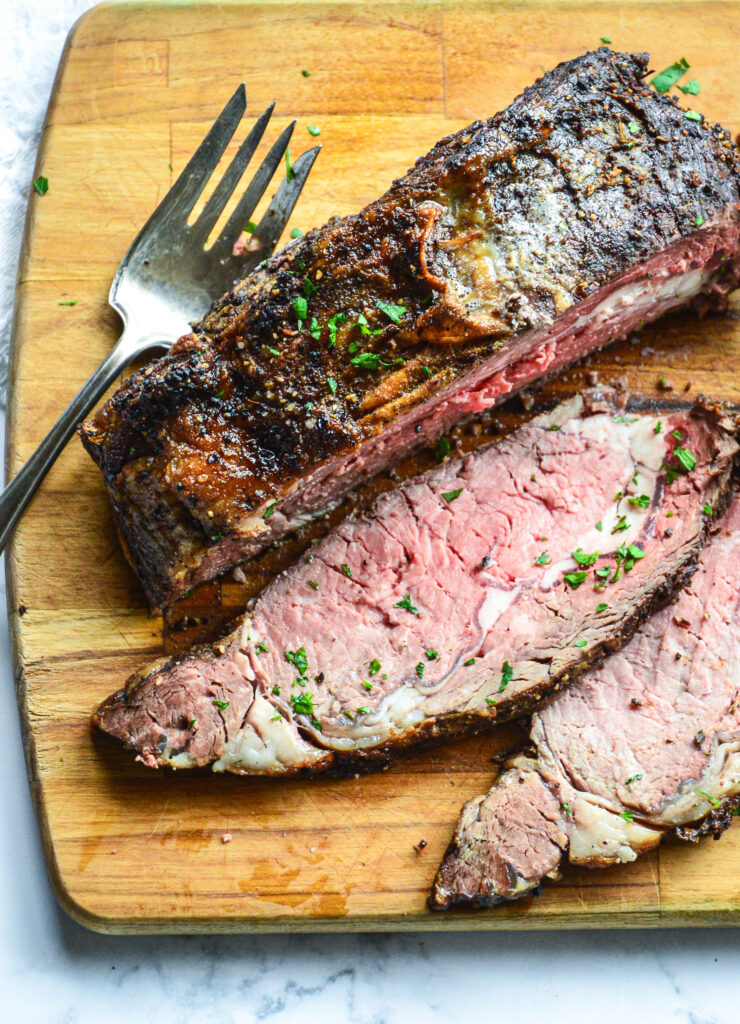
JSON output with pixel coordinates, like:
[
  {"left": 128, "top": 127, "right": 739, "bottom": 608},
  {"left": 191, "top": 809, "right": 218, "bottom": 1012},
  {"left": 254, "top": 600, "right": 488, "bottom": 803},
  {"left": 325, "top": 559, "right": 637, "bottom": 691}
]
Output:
[{"left": 0, "top": 335, "right": 137, "bottom": 555}]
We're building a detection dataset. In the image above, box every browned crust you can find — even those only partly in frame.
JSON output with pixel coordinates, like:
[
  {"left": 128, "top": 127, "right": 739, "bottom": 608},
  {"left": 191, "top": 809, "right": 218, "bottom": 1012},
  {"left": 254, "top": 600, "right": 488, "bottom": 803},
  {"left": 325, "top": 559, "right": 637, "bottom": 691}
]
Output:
[{"left": 79, "top": 47, "right": 740, "bottom": 609}]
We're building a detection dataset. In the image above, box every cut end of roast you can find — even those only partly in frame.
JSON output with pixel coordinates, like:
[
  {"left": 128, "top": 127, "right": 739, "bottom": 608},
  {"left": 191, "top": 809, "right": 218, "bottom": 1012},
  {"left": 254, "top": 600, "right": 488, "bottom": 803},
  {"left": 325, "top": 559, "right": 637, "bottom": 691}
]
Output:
[
  {"left": 431, "top": 490, "right": 740, "bottom": 910},
  {"left": 93, "top": 390, "right": 739, "bottom": 778}
]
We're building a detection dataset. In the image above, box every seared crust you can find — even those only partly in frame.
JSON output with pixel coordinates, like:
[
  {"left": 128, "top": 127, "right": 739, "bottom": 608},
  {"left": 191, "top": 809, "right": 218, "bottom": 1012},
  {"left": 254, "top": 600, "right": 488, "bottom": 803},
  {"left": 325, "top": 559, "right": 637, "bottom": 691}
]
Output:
[{"left": 80, "top": 48, "right": 740, "bottom": 608}]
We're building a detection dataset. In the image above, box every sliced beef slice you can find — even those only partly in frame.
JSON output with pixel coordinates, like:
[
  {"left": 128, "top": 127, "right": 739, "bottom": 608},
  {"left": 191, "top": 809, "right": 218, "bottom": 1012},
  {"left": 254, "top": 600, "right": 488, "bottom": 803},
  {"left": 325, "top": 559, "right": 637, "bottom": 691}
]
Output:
[
  {"left": 79, "top": 48, "right": 740, "bottom": 609},
  {"left": 431, "top": 492, "right": 740, "bottom": 911},
  {"left": 93, "top": 391, "right": 738, "bottom": 776}
]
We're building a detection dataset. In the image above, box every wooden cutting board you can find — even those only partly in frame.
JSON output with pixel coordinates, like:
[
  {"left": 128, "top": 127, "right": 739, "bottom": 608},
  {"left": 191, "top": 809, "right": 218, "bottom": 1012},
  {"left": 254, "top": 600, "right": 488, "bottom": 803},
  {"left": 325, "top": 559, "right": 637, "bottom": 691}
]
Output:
[{"left": 8, "top": 0, "right": 740, "bottom": 933}]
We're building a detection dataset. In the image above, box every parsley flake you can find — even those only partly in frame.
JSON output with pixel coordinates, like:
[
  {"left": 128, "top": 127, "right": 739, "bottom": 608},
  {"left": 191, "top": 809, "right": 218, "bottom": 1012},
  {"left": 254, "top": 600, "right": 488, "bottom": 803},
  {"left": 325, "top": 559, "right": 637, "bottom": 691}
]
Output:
[
  {"left": 678, "top": 78, "right": 700, "bottom": 95},
  {"left": 368, "top": 659, "right": 381, "bottom": 677},
  {"left": 596, "top": 602, "right": 608, "bottom": 612},
  {"left": 362, "top": 680, "right": 373, "bottom": 692},
  {"left": 463, "top": 658, "right": 476, "bottom": 667},
  {"left": 564, "top": 571, "right": 588, "bottom": 589},
  {"left": 619, "top": 809, "right": 635, "bottom": 822},
  {"left": 213, "top": 699, "right": 230, "bottom": 711},
  {"left": 498, "top": 661, "right": 513, "bottom": 691},
  {"left": 535, "top": 551, "right": 551, "bottom": 566},
  {"left": 651, "top": 57, "right": 690, "bottom": 94},
  {"left": 574, "top": 640, "right": 587, "bottom": 648},
  {"left": 290, "top": 227, "right": 304, "bottom": 238},
  {"left": 33, "top": 176, "right": 49, "bottom": 195},
  {"left": 684, "top": 110, "right": 702, "bottom": 122},
  {"left": 290, "top": 691, "right": 315, "bottom": 717},
  {"left": 340, "top": 563, "right": 352, "bottom": 578},
  {"left": 442, "top": 487, "right": 463, "bottom": 503},
  {"left": 263, "top": 500, "right": 279, "bottom": 520},
  {"left": 255, "top": 642, "right": 269, "bottom": 654},
  {"left": 695, "top": 788, "right": 721, "bottom": 808},
  {"left": 58, "top": 299, "right": 77, "bottom": 306},
  {"left": 572, "top": 548, "right": 599, "bottom": 567},
  {"left": 695, "top": 215, "right": 705, "bottom": 228},
  {"left": 395, "top": 594, "right": 420, "bottom": 615},
  {"left": 625, "top": 774, "right": 643, "bottom": 786},
  {"left": 307, "top": 125, "right": 321, "bottom": 136},
  {"left": 415, "top": 662, "right": 425, "bottom": 680},
  {"left": 674, "top": 446, "right": 697, "bottom": 473},
  {"left": 425, "top": 649, "right": 438, "bottom": 660},
  {"left": 285, "top": 647, "right": 308, "bottom": 675},
  {"left": 436, "top": 437, "right": 451, "bottom": 461},
  {"left": 285, "top": 147, "right": 294, "bottom": 181},
  {"left": 703, "top": 503, "right": 713, "bottom": 516},
  {"left": 327, "top": 376, "right": 338, "bottom": 395},
  {"left": 376, "top": 299, "right": 407, "bottom": 323}
]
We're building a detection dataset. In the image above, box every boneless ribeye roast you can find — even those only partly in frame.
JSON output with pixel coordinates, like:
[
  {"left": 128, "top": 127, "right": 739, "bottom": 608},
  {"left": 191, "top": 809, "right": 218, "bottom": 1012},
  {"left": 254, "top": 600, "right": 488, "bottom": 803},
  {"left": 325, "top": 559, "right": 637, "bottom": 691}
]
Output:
[
  {"left": 432, "top": 491, "right": 740, "bottom": 910},
  {"left": 94, "top": 391, "right": 739, "bottom": 774},
  {"left": 80, "top": 48, "right": 740, "bottom": 609}
]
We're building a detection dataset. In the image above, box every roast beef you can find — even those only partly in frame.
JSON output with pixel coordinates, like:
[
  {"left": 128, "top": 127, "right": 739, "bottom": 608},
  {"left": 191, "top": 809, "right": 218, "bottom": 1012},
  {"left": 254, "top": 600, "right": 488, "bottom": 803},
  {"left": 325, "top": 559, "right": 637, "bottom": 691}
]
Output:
[
  {"left": 93, "top": 391, "right": 738, "bottom": 775},
  {"left": 431, "top": 491, "right": 740, "bottom": 911},
  {"left": 80, "top": 48, "right": 740, "bottom": 609}
]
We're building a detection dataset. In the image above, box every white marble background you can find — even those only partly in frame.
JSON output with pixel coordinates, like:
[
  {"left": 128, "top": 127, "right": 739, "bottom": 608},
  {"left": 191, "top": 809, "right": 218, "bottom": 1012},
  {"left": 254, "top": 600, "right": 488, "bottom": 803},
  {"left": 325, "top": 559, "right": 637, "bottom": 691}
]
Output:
[{"left": 1, "top": 1, "right": 739, "bottom": 1021}]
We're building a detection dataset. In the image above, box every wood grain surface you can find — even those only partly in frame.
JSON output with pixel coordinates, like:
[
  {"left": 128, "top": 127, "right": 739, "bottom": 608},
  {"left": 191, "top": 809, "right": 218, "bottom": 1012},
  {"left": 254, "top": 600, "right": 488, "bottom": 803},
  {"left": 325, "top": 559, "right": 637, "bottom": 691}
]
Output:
[{"left": 7, "top": 0, "right": 740, "bottom": 932}]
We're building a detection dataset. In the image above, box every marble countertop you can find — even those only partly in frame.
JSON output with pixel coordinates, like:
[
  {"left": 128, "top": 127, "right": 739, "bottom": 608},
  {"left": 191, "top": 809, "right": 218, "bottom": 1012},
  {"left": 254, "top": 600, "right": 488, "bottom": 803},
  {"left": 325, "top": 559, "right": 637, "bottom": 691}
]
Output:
[{"left": 1, "top": 1, "right": 739, "bottom": 1020}]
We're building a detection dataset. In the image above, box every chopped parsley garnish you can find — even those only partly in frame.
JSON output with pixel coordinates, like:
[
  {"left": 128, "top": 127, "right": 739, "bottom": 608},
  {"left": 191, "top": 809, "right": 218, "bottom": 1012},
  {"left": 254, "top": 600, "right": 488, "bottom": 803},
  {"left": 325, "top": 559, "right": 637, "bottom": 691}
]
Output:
[
  {"left": 213, "top": 699, "right": 230, "bottom": 710},
  {"left": 695, "top": 215, "right": 705, "bottom": 228},
  {"left": 307, "top": 125, "right": 321, "bottom": 136},
  {"left": 342, "top": 710, "right": 354, "bottom": 720},
  {"left": 672, "top": 429, "right": 682, "bottom": 441},
  {"left": 351, "top": 352, "right": 382, "bottom": 370},
  {"left": 574, "top": 640, "right": 587, "bottom": 648},
  {"left": 284, "top": 147, "right": 294, "bottom": 181},
  {"left": 421, "top": 366, "right": 433, "bottom": 378},
  {"left": 613, "top": 415, "right": 638, "bottom": 423},
  {"left": 595, "top": 520, "right": 603, "bottom": 532},
  {"left": 188, "top": 719, "right": 197, "bottom": 729},
  {"left": 564, "top": 571, "right": 588, "bottom": 589},
  {"left": 498, "top": 661, "right": 513, "bottom": 691},
  {"left": 625, "top": 774, "right": 643, "bottom": 786},
  {"left": 368, "top": 659, "right": 381, "bottom": 676},
  {"left": 442, "top": 487, "right": 463, "bottom": 503},
  {"left": 695, "top": 788, "right": 721, "bottom": 808},
  {"left": 425, "top": 649, "right": 438, "bottom": 660},
  {"left": 267, "top": 346, "right": 280, "bottom": 356},
  {"left": 674, "top": 446, "right": 697, "bottom": 473},
  {"left": 58, "top": 299, "right": 77, "bottom": 306},
  {"left": 263, "top": 500, "right": 279, "bottom": 520},
  {"left": 627, "top": 494, "right": 650, "bottom": 509},
  {"left": 485, "top": 696, "right": 497, "bottom": 706},
  {"left": 561, "top": 802, "right": 572, "bottom": 815},
  {"left": 415, "top": 662, "right": 425, "bottom": 680},
  {"left": 362, "top": 680, "right": 373, "bottom": 691},
  {"left": 327, "top": 376, "right": 338, "bottom": 395},
  {"left": 651, "top": 57, "right": 689, "bottom": 94},
  {"left": 212, "top": 532, "right": 223, "bottom": 541},
  {"left": 614, "top": 490, "right": 623, "bottom": 502},
  {"left": 436, "top": 437, "right": 451, "bottom": 461},
  {"left": 535, "top": 551, "right": 551, "bottom": 566},
  {"left": 654, "top": 420, "right": 662, "bottom": 434},
  {"left": 619, "top": 810, "right": 634, "bottom": 822},
  {"left": 463, "top": 658, "right": 476, "bottom": 667},
  {"left": 309, "top": 317, "right": 322, "bottom": 340},
  {"left": 301, "top": 69, "right": 310, "bottom": 77},
  {"left": 33, "top": 176, "right": 49, "bottom": 195},
  {"left": 627, "top": 121, "right": 640, "bottom": 134},
  {"left": 600, "top": 35, "right": 611, "bottom": 43},
  {"left": 595, "top": 567, "right": 611, "bottom": 580},
  {"left": 684, "top": 110, "right": 702, "bottom": 122},
  {"left": 703, "top": 503, "right": 713, "bottom": 516},
  {"left": 245, "top": 220, "right": 257, "bottom": 234},
  {"left": 308, "top": 580, "right": 319, "bottom": 590},
  {"left": 596, "top": 602, "right": 608, "bottom": 612},
  {"left": 303, "top": 277, "right": 319, "bottom": 299},
  {"left": 548, "top": 424, "right": 561, "bottom": 431},
  {"left": 290, "top": 227, "right": 304, "bottom": 238},
  {"left": 293, "top": 294, "right": 308, "bottom": 326},
  {"left": 285, "top": 647, "right": 308, "bottom": 675},
  {"left": 341, "top": 563, "right": 353, "bottom": 578},
  {"left": 376, "top": 299, "right": 407, "bottom": 322},
  {"left": 611, "top": 515, "right": 629, "bottom": 534},
  {"left": 678, "top": 78, "right": 700, "bottom": 95},
  {"left": 572, "top": 548, "right": 599, "bottom": 567},
  {"left": 290, "top": 691, "right": 315, "bottom": 717},
  {"left": 356, "top": 706, "right": 370, "bottom": 715},
  {"left": 326, "top": 312, "right": 347, "bottom": 346},
  {"left": 255, "top": 641, "right": 269, "bottom": 654},
  {"left": 272, "top": 685, "right": 280, "bottom": 695},
  {"left": 395, "top": 594, "right": 420, "bottom": 615}
]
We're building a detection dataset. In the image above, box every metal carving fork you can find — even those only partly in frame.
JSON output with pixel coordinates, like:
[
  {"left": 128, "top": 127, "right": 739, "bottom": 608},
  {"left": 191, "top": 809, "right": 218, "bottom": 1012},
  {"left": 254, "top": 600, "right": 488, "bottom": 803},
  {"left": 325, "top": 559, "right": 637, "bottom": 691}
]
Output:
[{"left": 0, "top": 84, "right": 319, "bottom": 552}]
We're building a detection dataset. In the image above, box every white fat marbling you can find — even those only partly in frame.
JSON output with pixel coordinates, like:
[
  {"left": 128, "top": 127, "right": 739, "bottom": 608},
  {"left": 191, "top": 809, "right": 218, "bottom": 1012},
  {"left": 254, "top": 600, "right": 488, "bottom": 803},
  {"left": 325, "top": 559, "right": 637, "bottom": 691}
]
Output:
[
  {"left": 213, "top": 691, "right": 328, "bottom": 773},
  {"left": 2, "top": 5, "right": 740, "bottom": 1020}
]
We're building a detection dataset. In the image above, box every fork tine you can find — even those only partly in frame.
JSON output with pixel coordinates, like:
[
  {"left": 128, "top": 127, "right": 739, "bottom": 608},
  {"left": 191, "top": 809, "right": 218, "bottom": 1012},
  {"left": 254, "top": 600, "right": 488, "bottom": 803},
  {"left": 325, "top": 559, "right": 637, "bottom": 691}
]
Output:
[
  {"left": 250, "top": 146, "right": 322, "bottom": 257},
  {"left": 209, "top": 121, "right": 297, "bottom": 259},
  {"left": 192, "top": 101, "right": 276, "bottom": 241},
  {"left": 158, "top": 83, "right": 247, "bottom": 222}
]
